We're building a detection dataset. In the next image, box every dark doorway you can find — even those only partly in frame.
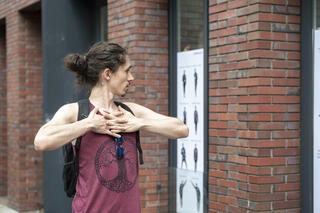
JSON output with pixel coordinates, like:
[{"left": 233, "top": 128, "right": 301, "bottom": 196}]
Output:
[{"left": 41, "top": 0, "right": 107, "bottom": 212}]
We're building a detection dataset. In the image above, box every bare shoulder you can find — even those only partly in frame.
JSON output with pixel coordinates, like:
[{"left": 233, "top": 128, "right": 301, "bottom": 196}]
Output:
[
  {"left": 123, "top": 102, "right": 167, "bottom": 119},
  {"left": 123, "top": 102, "right": 148, "bottom": 115},
  {"left": 49, "top": 102, "right": 78, "bottom": 124},
  {"left": 122, "top": 102, "right": 141, "bottom": 116}
]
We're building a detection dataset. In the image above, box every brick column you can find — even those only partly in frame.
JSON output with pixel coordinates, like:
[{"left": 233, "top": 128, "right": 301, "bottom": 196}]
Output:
[
  {"left": 0, "top": 23, "right": 6, "bottom": 196},
  {"left": 208, "top": 0, "right": 300, "bottom": 212},
  {"left": 6, "top": 10, "right": 42, "bottom": 211},
  {"left": 108, "top": 0, "right": 169, "bottom": 212}
]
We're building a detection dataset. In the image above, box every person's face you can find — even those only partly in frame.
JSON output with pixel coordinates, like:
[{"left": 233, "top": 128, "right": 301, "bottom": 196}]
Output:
[{"left": 109, "top": 56, "right": 134, "bottom": 96}]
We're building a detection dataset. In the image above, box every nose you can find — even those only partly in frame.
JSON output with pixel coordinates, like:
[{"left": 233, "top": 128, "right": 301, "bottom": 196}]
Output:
[{"left": 128, "top": 72, "right": 134, "bottom": 81}]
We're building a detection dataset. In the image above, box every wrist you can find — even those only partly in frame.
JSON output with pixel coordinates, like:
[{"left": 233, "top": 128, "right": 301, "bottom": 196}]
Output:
[
  {"left": 137, "top": 117, "right": 148, "bottom": 131},
  {"left": 82, "top": 118, "right": 94, "bottom": 132}
]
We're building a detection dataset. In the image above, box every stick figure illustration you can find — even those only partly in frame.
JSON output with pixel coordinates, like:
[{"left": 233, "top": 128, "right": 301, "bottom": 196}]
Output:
[
  {"left": 182, "top": 70, "right": 186, "bottom": 98},
  {"left": 194, "top": 106, "right": 198, "bottom": 135},
  {"left": 194, "top": 144, "right": 198, "bottom": 172},
  {"left": 194, "top": 69, "right": 198, "bottom": 97},
  {"left": 181, "top": 143, "right": 187, "bottom": 169},
  {"left": 179, "top": 179, "right": 187, "bottom": 208},
  {"left": 183, "top": 107, "right": 187, "bottom": 125},
  {"left": 191, "top": 181, "right": 201, "bottom": 212}
]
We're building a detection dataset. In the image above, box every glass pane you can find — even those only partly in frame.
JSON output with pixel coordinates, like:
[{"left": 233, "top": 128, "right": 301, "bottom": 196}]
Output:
[
  {"left": 100, "top": 6, "right": 108, "bottom": 41},
  {"left": 317, "top": 0, "right": 320, "bottom": 28},
  {"left": 177, "top": 0, "right": 204, "bottom": 52}
]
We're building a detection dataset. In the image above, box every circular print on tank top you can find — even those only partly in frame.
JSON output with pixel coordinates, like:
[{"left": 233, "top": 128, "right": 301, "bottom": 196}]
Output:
[{"left": 94, "top": 134, "right": 138, "bottom": 193}]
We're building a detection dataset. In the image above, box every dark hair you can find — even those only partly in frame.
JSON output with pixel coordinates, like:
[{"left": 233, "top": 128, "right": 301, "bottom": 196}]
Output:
[{"left": 64, "top": 42, "right": 127, "bottom": 87}]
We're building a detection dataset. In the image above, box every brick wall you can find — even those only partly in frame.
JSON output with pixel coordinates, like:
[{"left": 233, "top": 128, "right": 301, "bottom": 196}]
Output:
[
  {"left": 208, "top": 0, "right": 301, "bottom": 212},
  {"left": 1, "top": 0, "right": 42, "bottom": 211},
  {"left": 108, "top": 0, "right": 169, "bottom": 212},
  {"left": 0, "top": 22, "right": 6, "bottom": 196}
]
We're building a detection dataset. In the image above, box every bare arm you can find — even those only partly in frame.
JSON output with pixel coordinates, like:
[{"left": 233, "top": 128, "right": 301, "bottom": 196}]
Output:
[
  {"left": 34, "top": 103, "right": 123, "bottom": 151},
  {"left": 118, "top": 102, "right": 189, "bottom": 139}
]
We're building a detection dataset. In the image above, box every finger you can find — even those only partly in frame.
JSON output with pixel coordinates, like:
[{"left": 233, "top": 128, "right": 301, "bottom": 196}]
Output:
[
  {"left": 107, "top": 119, "right": 127, "bottom": 127},
  {"left": 115, "top": 118, "right": 128, "bottom": 124},
  {"left": 109, "top": 125, "right": 127, "bottom": 132},
  {"left": 103, "top": 113, "right": 115, "bottom": 120},
  {"left": 113, "top": 111, "right": 124, "bottom": 117},
  {"left": 110, "top": 129, "right": 122, "bottom": 133},
  {"left": 106, "top": 130, "right": 121, "bottom": 138},
  {"left": 102, "top": 109, "right": 111, "bottom": 114}
]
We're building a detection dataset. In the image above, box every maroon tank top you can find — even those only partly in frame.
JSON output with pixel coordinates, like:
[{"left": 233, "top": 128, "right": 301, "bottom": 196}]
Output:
[{"left": 72, "top": 106, "right": 140, "bottom": 213}]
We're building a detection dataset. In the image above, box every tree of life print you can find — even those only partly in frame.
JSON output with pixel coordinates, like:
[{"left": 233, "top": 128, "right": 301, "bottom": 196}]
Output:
[{"left": 95, "top": 135, "right": 138, "bottom": 193}]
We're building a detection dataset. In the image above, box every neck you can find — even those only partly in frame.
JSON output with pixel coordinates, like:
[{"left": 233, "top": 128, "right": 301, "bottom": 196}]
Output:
[{"left": 89, "top": 85, "right": 116, "bottom": 110}]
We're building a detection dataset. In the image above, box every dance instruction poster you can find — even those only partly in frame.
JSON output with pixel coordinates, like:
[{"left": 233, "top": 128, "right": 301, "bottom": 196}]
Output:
[
  {"left": 314, "top": 29, "right": 320, "bottom": 212},
  {"left": 176, "top": 49, "right": 204, "bottom": 213}
]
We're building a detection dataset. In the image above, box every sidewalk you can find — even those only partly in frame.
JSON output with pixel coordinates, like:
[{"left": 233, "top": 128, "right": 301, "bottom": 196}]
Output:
[{"left": 0, "top": 205, "right": 18, "bottom": 213}]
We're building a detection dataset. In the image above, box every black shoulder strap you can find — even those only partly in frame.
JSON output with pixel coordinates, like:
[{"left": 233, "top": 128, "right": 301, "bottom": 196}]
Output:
[
  {"left": 75, "top": 99, "right": 91, "bottom": 150},
  {"left": 114, "top": 101, "right": 144, "bottom": 165}
]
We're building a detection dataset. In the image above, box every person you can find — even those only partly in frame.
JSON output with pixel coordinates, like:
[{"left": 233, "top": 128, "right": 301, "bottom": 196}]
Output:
[
  {"left": 179, "top": 179, "right": 187, "bottom": 208},
  {"left": 194, "top": 144, "right": 198, "bottom": 172},
  {"left": 194, "top": 105, "right": 198, "bottom": 135},
  {"left": 182, "top": 70, "right": 186, "bottom": 98},
  {"left": 180, "top": 143, "right": 187, "bottom": 169},
  {"left": 191, "top": 181, "right": 201, "bottom": 212},
  {"left": 194, "top": 68, "right": 198, "bottom": 97},
  {"left": 34, "top": 42, "right": 189, "bottom": 213},
  {"left": 183, "top": 107, "right": 187, "bottom": 125}
]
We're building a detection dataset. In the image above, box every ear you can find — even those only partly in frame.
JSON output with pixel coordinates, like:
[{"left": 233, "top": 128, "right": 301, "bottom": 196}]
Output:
[{"left": 102, "top": 68, "right": 112, "bottom": 80}]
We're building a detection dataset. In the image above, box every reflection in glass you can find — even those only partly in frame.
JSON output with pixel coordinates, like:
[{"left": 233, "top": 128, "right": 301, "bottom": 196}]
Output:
[
  {"left": 177, "top": 0, "right": 203, "bottom": 51},
  {"left": 100, "top": 6, "right": 108, "bottom": 41}
]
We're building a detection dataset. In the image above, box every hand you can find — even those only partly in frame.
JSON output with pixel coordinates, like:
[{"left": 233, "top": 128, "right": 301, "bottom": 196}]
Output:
[
  {"left": 86, "top": 107, "right": 123, "bottom": 138},
  {"left": 110, "top": 106, "right": 143, "bottom": 133},
  {"left": 100, "top": 108, "right": 128, "bottom": 133}
]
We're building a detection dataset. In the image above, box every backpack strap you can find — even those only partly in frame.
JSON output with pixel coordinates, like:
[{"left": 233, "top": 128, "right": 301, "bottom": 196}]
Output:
[
  {"left": 62, "top": 99, "right": 90, "bottom": 197},
  {"left": 75, "top": 99, "right": 91, "bottom": 151},
  {"left": 114, "top": 101, "right": 144, "bottom": 165}
]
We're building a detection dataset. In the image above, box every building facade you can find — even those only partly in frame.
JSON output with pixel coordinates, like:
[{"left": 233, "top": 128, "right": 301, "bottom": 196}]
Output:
[{"left": 0, "top": 0, "right": 315, "bottom": 212}]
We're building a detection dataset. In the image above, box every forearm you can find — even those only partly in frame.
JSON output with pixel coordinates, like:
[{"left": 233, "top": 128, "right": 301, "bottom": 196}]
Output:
[
  {"left": 34, "top": 119, "right": 92, "bottom": 151},
  {"left": 139, "top": 117, "right": 189, "bottom": 139}
]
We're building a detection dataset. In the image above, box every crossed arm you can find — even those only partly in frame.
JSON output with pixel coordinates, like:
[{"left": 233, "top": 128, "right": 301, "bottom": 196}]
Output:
[
  {"left": 34, "top": 102, "right": 188, "bottom": 151},
  {"left": 122, "top": 102, "right": 189, "bottom": 139}
]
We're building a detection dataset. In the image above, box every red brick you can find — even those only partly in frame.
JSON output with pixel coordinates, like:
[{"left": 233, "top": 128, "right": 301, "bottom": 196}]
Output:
[
  {"left": 273, "top": 78, "right": 300, "bottom": 86},
  {"left": 273, "top": 148, "right": 300, "bottom": 156},
  {"left": 249, "top": 140, "right": 285, "bottom": 148},
  {"left": 248, "top": 50, "right": 285, "bottom": 59},
  {"left": 238, "top": 41, "right": 271, "bottom": 51},
  {"left": 219, "top": 195, "right": 238, "bottom": 205},
  {"left": 228, "top": 155, "right": 247, "bottom": 164},
  {"left": 209, "top": 201, "right": 226, "bottom": 211},
  {"left": 238, "top": 78, "right": 271, "bottom": 87},
  {"left": 217, "top": 113, "right": 237, "bottom": 120},
  {"left": 248, "top": 104, "right": 287, "bottom": 112},
  {"left": 218, "top": 179, "right": 238, "bottom": 189},
  {"left": 273, "top": 200, "right": 300, "bottom": 209},
  {"left": 248, "top": 157, "right": 285, "bottom": 166},
  {"left": 248, "top": 31, "right": 286, "bottom": 41},
  {"left": 230, "top": 171, "right": 247, "bottom": 182},
  {"left": 228, "top": 0, "right": 248, "bottom": 9},
  {"left": 258, "top": 13, "right": 286, "bottom": 22},
  {"left": 238, "top": 95, "right": 271, "bottom": 103},
  {"left": 249, "top": 184, "right": 272, "bottom": 193},
  {"left": 249, "top": 192, "right": 285, "bottom": 202},
  {"left": 275, "top": 183, "right": 300, "bottom": 192}
]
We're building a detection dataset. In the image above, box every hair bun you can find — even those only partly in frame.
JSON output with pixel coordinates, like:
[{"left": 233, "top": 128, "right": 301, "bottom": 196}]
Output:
[{"left": 64, "top": 53, "right": 88, "bottom": 75}]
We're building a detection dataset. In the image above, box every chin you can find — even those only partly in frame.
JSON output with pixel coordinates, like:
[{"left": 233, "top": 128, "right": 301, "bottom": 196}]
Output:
[{"left": 120, "top": 91, "right": 127, "bottom": 97}]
